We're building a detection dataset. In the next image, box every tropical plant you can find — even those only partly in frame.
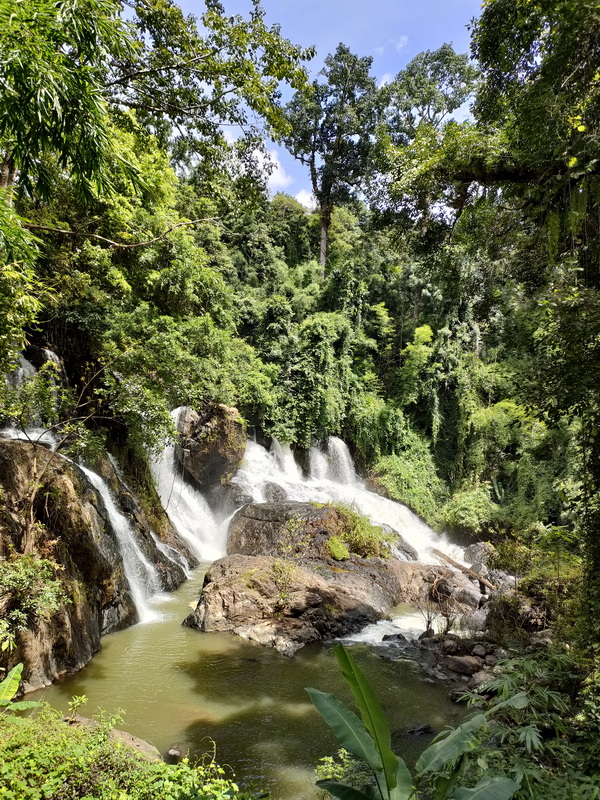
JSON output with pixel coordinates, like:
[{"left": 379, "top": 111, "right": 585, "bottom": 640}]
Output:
[{"left": 308, "top": 644, "right": 521, "bottom": 800}]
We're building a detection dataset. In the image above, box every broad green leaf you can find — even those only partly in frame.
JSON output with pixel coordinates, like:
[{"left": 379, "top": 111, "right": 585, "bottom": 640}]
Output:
[
  {"left": 316, "top": 780, "right": 374, "bottom": 800},
  {"left": 8, "top": 700, "right": 41, "bottom": 712},
  {"left": 451, "top": 776, "right": 520, "bottom": 800},
  {"left": 415, "top": 714, "right": 486, "bottom": 775},
  {"left": 334, "top": 645, "right": 400, "bottom": 792},
  {"left": 388, "top": 758, "right": 414, "bottom": 800},
  {"left": 306, "top": 688, "right": 383, "bottom": 774},
  {"left": 0, "top": 663, "right": 23, "bottom": 704}
]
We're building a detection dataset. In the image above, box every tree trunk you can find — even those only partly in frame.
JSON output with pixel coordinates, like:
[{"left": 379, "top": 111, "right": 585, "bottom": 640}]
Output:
[
  {"left": 319, "top": 201, "right": 332, "bottom": 273},
  {"left": 0, "top": 157, "right": 17, "bottom": 191}
]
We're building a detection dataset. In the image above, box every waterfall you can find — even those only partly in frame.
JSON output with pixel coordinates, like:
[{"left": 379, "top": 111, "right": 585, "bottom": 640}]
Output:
[
  {"left": 107, "top": 455, "right": 191, "bottom": 577},
  {"left": 150, "top": 410, "right": 226, "bottom": 562},
  {"left": 232, "top": 437, "right": 463, "bottom": 564},
  {"left": 327, "top": 437, "right": 358, "bottom": 485},
  {"left": 5, "top": 355, "right": 36, "bottom": 389},
  {"left": 0, "top": 425, "right": 58, "bottom": 450},
  {"left": 80, "top": 465, "right": 161, "bottom": 623}
]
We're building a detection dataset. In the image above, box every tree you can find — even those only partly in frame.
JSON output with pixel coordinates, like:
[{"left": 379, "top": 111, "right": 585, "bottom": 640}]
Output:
[
  {"left": 386, "top": 43, "right": 478, "bottom": 145},
  {"left": 0, "top": 0, "right": 135, "bottom": 200},
  {"left": 283, "top": 44, "right": 382, "bottom": 268},
  {"left": 107, "top": 0, "right": 312, "bottom": 169}
]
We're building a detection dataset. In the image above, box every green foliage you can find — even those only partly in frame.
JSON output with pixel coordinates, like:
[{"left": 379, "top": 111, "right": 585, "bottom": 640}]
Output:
[
  {"left": 332, "top": 505, "right": 393, "bottom": 560},
  {"left": 327, "top": 536, "right": 350, "bottom": 561},
  {"left": 308, "top": 644, "right": 519, "bottom": 800},
  {"left": 0, "top": 554, "right": 68, "bottom": 638},
  {"left": 459, "top": 651, "right": 600, "bottom": 799},
  {"left": 386, "top": 43, "right": 479, "bottom": 144},
  {"left": 439, "top": 486, "right": 500, "bottom": 540},
  {"left": 372, "top": 432, "right": 447, "bottom": 525},
  {"left": 0, "top": 704, "right": 257, "bottom": 799}
]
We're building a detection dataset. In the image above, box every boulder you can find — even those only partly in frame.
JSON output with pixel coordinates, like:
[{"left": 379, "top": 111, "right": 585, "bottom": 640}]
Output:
[
  {"left": 263, "top": 482, "right": 288, "bottom": 502},
  {"left": 227, "top": 501, "right": 346, "bottom": 560},
  {"left": 175, "top": 405, "right": 246, "bottom": 491},
  {"left": 185, "top": 552, "right": 454, "bottom": 656},
  {"left": 451, "top": 587, "right": 482, "bottom": 610},
  {"left": 445, "top": 655, "right": 483, "bottom": 676},
  {"left": 379, "top": 524, "right": 418, "bottom": 562}
]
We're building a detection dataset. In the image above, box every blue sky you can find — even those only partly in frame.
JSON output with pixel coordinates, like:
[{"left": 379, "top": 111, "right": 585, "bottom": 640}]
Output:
[{"left": 180, "top": 0, "right": 484, "bottom": 203}]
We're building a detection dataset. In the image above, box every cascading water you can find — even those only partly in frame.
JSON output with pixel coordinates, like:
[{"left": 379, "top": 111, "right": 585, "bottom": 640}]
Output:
[
  {"left": 80, "top": 465, "right": 162, "bottom": 623},
  {"left": 107, "top": 455, "right": 191, "bottom": 576},
  {"left": 232, "top": 436, "right": 463, "bottom": 564},
  {"left": 150, "top": 409, "right": 226, "bottom": 562}
]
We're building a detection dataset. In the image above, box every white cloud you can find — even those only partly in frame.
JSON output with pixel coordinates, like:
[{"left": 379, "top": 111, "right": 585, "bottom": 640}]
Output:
[
  {"left": 295, "top": 189, "right": 317, "bottom": 210},
  {"left": 378, "top": 73, "right": 393, "bottom": 87},
  {"left": 373, "top": 45, "right": 385, "bottom": 57},
  {"left": 265, "top": 149, "right": 293, "bottom": 192},
  {"left": 395, "top": 35, "right": 409, "bottom": 52}
]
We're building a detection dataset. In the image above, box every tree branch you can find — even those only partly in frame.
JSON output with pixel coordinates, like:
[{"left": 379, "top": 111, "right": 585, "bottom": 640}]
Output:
[{"left": 22, "top": 218, "right": 219, "bottom": 249}]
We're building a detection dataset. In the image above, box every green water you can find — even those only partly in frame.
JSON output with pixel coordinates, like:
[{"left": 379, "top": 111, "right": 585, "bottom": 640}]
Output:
[{"left": 34, "top": 567, "right": 464, "bottom": 799}]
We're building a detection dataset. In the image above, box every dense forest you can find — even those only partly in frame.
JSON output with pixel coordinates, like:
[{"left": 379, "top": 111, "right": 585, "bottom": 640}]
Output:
[{"left": 1, "top": 0, "right": 600, "bottom": 797}]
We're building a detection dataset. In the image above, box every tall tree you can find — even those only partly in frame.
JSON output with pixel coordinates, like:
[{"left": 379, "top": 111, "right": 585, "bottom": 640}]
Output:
[
  {"left": 283, "top": 44, "right": 382, "bottom": 268},
  {"left": 386, "top": 43, "right": 478, "bottom": 145}
]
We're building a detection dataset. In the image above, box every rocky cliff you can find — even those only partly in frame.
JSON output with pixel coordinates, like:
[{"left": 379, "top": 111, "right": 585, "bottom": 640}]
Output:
[{"left": 0, "top": 439, "right": 187, "bottom": 690}]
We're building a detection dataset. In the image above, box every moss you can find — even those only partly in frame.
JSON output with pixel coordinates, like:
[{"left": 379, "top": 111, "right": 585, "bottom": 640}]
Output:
[{"left": 327, "top": 535, "right": 350, "bottom": 561}]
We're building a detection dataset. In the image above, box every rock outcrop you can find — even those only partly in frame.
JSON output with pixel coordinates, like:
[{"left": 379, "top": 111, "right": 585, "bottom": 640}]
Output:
[
  {"left": 184, "top": 500, "right": 473, "bottom": 655},
  {"left": 175, "top": 405, "right": 246, "bottom": 492},
  {"left": 0, "top": 439, "right": 186, "bottom": 690}
]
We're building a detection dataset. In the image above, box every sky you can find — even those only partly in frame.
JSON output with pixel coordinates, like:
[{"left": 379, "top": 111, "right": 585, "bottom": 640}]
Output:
[{"left": 179, "top": 0, "right": 485, "bottom": 204}]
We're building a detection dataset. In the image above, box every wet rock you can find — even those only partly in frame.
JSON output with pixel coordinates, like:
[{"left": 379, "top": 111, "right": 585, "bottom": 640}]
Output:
[
  {"left": 166, "top": 746, "right": 186, "bottom": 764},
  {"left": 485, "top": 654, "right": 498, "bottom": 667},
  {"left": 449, "top": 688, "right": 469, "bottom": 703},
  {"left": 441, "top": 638, "right": 459, "bottom": 654},
  {"left": 408, "top": 723, "right": 435, "bottom": 736},
  {"left": 263, "top": 482, "right": 287, "bottom": 502},
  {"left": 462, "top": 606, "right": 489, "bottom": 632},
  {"left": 382, "top": 633, "right": 408, "bottom": 642},
  {"left": 379, "top": 524, "right": 418, "bottom": 562},
  {"left": 175, "top": 404, "right": 246, "bottom": 491},
  {"left": 468, "top": 670, "right": 491, "bottom": 690},
  {"left": 472, "top": 644, "right": 487, "bottom": 658},
  {"left": 452, "top": 587, "right": 481, "bottom": 610},
  {"left": 464, "top": 542, "right": 496, "bottom": 567},
  {"left": 445, "top": 655, "right": 483, "bottom": 675}
]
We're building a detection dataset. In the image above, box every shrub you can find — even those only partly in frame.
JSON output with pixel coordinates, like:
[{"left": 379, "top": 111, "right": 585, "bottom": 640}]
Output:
[
  {"left": 439, "top": 484, "right": 500, "bottom": 539},
  {"left": 0, "top": 704, "right": 257, "bottom": 799},
  {"left": 371, "top": 432, "right": 447, "bottom": 525},
  {"left": 327, "top": 535, "right": 350, "bottom": 561},
  {"left": 333, "top": 505, "right": 392, "bottom": 559}
]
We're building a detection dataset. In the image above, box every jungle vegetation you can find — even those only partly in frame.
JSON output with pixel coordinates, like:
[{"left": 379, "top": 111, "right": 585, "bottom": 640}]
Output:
[{"left": 1, "top": 0, "right": 600, "bottom": 796}]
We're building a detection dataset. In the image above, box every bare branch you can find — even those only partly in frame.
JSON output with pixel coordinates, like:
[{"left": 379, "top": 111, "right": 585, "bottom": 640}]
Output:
[{"left": 23, "top": 218, "right": 220, "bottom": 249}]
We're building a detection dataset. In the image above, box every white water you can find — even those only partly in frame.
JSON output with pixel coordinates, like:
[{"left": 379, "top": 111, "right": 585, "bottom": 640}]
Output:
[
  {"left": 232, "top": 437, "right": 462, "bottom": 564},
  {"left": 107, "top": 455, "right": 191, "bottom": 577},
  {"left": 150, "top": 410, "right": 226, "bottom": 562},
  {"left": 80, "top": 465, "right": 162, "bottom": 623}
]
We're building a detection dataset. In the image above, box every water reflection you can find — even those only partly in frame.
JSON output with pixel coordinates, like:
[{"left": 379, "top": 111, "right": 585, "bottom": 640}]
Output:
[{"left": 34, "top": 567, "right": 464, "bottom": 799}]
